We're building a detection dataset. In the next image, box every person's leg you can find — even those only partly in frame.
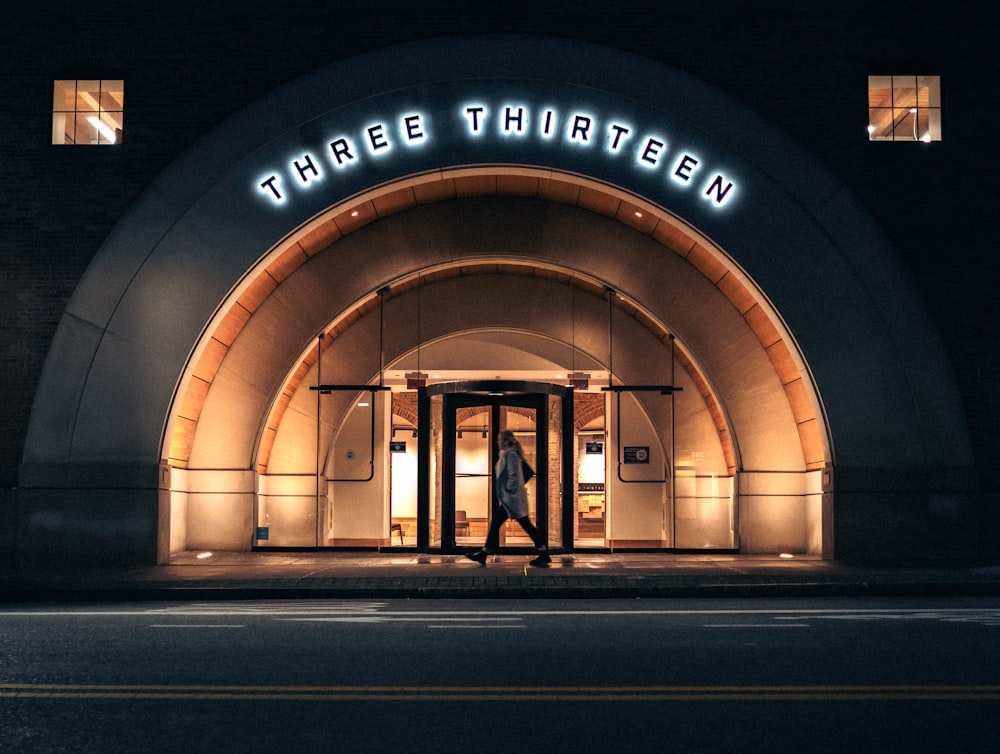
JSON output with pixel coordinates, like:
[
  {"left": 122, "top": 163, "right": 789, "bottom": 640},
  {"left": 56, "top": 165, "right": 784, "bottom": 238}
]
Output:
[
  {"left": 484, "top": 504, "right": 509, "bottom": 552},
  {"left": 515, "top": 516, "right": 552, "bottom": 566},
  {"left": 514, "top": 516, "right": 545, "bottom": 550},
  {"left": 465, "top": 504, "right": 509, "bottom": 564}
]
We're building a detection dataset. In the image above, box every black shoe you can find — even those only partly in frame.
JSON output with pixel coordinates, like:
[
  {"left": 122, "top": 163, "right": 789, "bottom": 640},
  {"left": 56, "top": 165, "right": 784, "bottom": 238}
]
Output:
[
  {"left": 529, "top": 552, "right": 551, "bottom": 567},
  {"left": 465, "top": 550, "right": 488, "bottom": 565}
]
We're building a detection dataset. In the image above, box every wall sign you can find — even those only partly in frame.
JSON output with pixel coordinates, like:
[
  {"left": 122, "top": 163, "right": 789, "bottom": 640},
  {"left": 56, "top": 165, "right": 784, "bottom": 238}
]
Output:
[
  {"left": 623, "top": 446, "right": 650, "bottom": 464},
  {"left": 253, "top": 91, "right": 740, "bottom": 212}
]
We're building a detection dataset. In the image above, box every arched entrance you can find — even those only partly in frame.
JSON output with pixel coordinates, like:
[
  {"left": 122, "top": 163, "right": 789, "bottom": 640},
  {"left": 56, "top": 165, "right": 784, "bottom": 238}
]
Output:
[
  {"left": 182, "top": 189, "right": 813, "bottom": 556},
  {"left": 20, "top": 36, "right": 973, "bottom": 566}
]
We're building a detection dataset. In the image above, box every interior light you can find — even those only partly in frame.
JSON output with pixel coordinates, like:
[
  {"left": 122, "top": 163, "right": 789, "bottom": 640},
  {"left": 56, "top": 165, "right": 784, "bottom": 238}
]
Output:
[
  {"left": 634, "top": 211, "right": 643, "bottom": 218},
  {"left": 358, "top": 401, "right": 369, "bottom": 407},
  {"left": 87, "top": 116, "right": 117, "bottom": 144},
  {"left": 196, "top": 551, "right": 213, "bottom": 559},
  {"left": 866, "top": 124, "right": 876, "bottom": 134},
  {"left": 351, "top": 210, "right": 359, "bottom": 217},
  {"left": 909, "top": 107, "right": 918, "bottom": 113},
  {"left": 779, "top": 552, "right": 794, "bottom": 559}
]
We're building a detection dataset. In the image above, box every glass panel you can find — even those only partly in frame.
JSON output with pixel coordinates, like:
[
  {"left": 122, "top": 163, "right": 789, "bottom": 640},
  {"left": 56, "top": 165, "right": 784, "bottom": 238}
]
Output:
[
  {"left": 100, "top": 80, "right": 124, "bottom": 111},
  {"left": 867, "top": 76, "right": 892, "bottom": 107},
  {"left": 74, "top": 112, "right": 100, "bottom": 144},
  {"left": 429, "top": 394, "right": 443, "bottom": 548},
  {"left": 893, "top": 107, "right": 918, "bottom": 141},
  {"left": 891, "top": 76, "right": 918, "bottom": 107},
  {"left": 455, "top": 408, "right": 490, "bottom": 548},
  {"left": 51, "top": 112, "right": 71, "bottom": 145},
  {"left": 500, "top": 405, "right": 538, "bottom": 547},
  {"left": 607, "top": 391, "right": 670, "bottom": 548},
  {"left": 546, "top": 393, "right": 562, "bottom": 550},
  {"left": 389, "top": 393, "right": 419, "bottom": 546},
  {"left": 75, "top": 80, "right": 101, "bottom": 111},
  {"left": 919, "top": 75, "right": 940, "bottom": 107},
  {"left": 673, "top": 372, "right": 736, "bottom": 549},
  {"left": 52, "top": 80, "right": 76, "bottom": 111}
]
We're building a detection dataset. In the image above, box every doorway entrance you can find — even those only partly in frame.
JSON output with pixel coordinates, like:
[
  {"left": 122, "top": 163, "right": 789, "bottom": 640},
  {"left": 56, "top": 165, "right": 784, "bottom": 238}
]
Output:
[{"left": 417, "top": 381, "right": 574, "bottom": 553}]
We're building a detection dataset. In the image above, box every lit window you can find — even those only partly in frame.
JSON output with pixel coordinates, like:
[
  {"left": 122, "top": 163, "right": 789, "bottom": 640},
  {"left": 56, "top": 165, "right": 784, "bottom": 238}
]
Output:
[
  {"left": 52, "top": 80, "right": 124, "bottom": 145},
  {"left": 867, "top": 75, "right": 940, "bottom": 142}
]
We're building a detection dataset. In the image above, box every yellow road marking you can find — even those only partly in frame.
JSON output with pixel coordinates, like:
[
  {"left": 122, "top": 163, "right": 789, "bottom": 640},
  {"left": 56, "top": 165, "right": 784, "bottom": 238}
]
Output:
[{"left": 2, "top": 684, "right": 999, "bottom": 701}]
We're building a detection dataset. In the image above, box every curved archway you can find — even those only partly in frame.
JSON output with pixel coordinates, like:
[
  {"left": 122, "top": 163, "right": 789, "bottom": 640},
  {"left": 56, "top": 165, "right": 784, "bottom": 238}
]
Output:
[{"left": 21, "top": 36, "right": 971, "bottom": 565}]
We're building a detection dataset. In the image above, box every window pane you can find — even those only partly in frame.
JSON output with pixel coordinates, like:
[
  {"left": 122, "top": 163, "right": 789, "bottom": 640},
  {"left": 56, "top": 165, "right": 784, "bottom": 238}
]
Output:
[
  {"left": 75, "top": 80, "right": 101, "bottom": 112},
  {"left": 868, "top": 75, "right": 892, "bottom": 107},
  {"left": 100, "top": 80, "right": 124, "bottom": 111},
  {"left": 74, "top": 112, "right": 99, "bottom": 144},
  {"left": 918, "top": 75, "right": 940, "bottom": 107},
  {"left": 52, "top": 80, "right": 76, "bottom": 112},
  {"left": 893, "top": 107, "right": 918, "bottom": 141},
  {"left": 892, "top": 76, "right": 917, "bottom": 107}
]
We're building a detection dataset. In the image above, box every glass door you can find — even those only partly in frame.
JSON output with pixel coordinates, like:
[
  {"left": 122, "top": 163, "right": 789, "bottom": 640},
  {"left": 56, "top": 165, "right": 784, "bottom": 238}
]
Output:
[
  {"left": 420, "top": 381, "right": 572, "bottom": 553},
  {"left": 440, "top": 392, "right": 546, "bottom": 552}
]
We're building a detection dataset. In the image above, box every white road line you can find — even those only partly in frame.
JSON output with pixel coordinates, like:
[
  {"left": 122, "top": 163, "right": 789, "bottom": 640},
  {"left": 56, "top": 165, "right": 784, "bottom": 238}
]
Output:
[
  {"left": 701, "top": 623, "right": 811, "bottom": 628},
  {"left": 146, "top": 623, "right": 246, "bottom": 628},
  {"left": 428, "top": 625, "right": 525, "bottom": 629}
]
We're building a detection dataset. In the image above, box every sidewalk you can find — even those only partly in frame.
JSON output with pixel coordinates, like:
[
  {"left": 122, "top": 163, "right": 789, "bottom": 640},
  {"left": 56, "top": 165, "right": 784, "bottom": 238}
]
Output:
[{"left": 4, "top": 552, "right": 1000, "bottom": 601}]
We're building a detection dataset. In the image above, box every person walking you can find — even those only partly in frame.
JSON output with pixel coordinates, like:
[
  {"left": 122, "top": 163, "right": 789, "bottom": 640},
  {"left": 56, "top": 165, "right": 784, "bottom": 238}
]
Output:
[{"left": 465, "top": 429, "right": 551, "bottom": 567}]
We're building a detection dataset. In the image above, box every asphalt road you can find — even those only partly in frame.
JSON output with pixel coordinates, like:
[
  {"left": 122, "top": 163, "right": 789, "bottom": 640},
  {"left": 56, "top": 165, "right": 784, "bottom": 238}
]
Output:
[{"left": 2, "top": 597, "right": 999, "bottom": 753}]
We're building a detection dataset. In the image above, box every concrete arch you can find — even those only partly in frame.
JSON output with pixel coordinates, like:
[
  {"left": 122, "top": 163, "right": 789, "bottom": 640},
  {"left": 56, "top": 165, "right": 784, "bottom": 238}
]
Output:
[{"left": 21, "top": 36, "right": 972, "bottom": 564}]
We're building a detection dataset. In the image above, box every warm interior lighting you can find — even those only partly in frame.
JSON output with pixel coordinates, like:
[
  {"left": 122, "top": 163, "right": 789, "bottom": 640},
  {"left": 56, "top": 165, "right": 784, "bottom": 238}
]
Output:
[
  {"left": 87, "top": 116, "right": 117, "bottom": 144},
  {"left": 634, "top": 211, "right": 643, "bottom": 218},
  {"left": 351, "top": 210, "right": 359, "bottom": 217},
  {"left": 196, "top": 551, "right": 213, "bottom": 559},
  {"left": 779, "top": 552, "right": 794, "bottom": 559},
  {"left": 358, "top": 401, "right": 369, "bottom": 407}
]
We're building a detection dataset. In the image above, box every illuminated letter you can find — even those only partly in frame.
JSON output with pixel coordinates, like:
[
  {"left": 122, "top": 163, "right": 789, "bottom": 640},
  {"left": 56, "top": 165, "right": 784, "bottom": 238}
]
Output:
[
  {"left": 329, "top": 138, "right": 355, "bottom": 166},
  {"left": 367, "top": 124, "right": 389, "bottom": 152},
  {"left": 609, "top": 124, "right": 631, "bottom": 151},
  {"left": 541, "top": 109, "right": 556, "bottom": 138},
  {"left": 403, "top": 114, "right": 425, "bottom": 142},
  {"left": 673, "top": 154, "right": 699, "bottom": 183},
  {"left": 570, "top": 115, "right": 592, "bottom": 143},
  {"left": 503, "top": 106, "right": 526, "bottom": 134},
  {"left": 464, "top": 106, "right": 487, "bottom": 134},
  {"left": 293, "top": 154, "right": 320, "bottom": 184},
  {"left": 259, "top": 175, "right": 282, "bottom": 200},
  {"left": 704, "top": 174, "right": 736, "bottom": 206},
  {"left": 640, "top": 138, "right": 665, "bottom": 166}
]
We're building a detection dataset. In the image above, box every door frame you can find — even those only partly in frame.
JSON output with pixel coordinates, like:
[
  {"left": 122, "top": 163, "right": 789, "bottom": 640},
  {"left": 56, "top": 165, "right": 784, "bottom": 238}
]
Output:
[{"left": 417, "top": 381, "right": 575, "bottom": 552}]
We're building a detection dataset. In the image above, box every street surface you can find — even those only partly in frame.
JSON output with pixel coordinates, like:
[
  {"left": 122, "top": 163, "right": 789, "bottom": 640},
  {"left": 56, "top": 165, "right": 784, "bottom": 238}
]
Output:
[{"left": 2, "top": 597, "right": 999, "bottom": 752}]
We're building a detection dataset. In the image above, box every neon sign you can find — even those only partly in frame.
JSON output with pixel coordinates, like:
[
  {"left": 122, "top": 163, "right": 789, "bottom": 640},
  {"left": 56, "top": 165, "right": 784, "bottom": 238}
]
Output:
[{"left": 255, "top": 99, "right": 738, "bottom": 210}]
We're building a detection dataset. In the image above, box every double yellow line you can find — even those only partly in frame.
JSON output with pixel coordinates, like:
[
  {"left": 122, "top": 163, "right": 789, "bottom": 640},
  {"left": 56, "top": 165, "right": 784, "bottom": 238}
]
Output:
[{"left": 2, "top": 684, "right": 1000, "bottom": 701}]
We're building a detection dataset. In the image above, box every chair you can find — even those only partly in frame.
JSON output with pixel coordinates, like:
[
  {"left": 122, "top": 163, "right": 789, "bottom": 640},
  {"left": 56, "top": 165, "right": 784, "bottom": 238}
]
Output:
[
  {"left": 390, "top": 522, "right": 404, "bottom": 545},
  {"left": 455, "top": 509, "right": 471, "bottom": 536}
]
